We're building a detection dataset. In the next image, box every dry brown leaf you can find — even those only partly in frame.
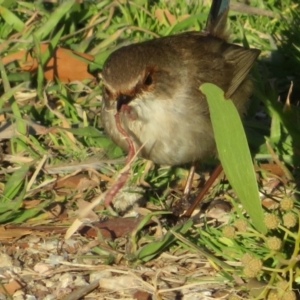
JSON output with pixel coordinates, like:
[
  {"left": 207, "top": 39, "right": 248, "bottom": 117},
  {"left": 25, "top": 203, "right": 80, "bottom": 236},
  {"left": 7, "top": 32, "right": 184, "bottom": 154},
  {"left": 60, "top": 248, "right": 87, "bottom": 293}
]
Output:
[
  {"left": 261, "top": 198, "right": 279, "bottom": 209},
  {"left": 256, "top": 163, "right": 285, "bottom": 178},
  {"left": 0, "top": 113, "right": 6, "bottom": 122},
  {"left": 177, "top": 171, "right": 201, "bottom": 190},
  {"left": 154, "top": 8, "right": 189, "bottom": 25},
  {"left": 154, "top": 8, "right": 164, "bottom": 23},
  {"left": 99, "top": 275, "right": 142, "bottom": 290},
  {"left": 154, "top": 8, "right": 175, "bottom": 24},
  {"left": 4, "top": 225, "right": 67, "bottom": 237},
  {"left": 0, "top": 120, "right": 56, "bottom": 139},
  {"left": 55, "top": 174, "right": 99, "bottom": 193},
  {"left": 133, "top": 290, "right": 152, "bottom": 300},
  {"left": 0, "top": 226, "right": 32, "bottom": 239},
  {"left": 165, "top": 8, "right": 176, "bottom": 24},
  {"left": 2, "top": 43, "right": 95, "bottom": 82},
  {"left": 22, "top": 199, "right": 42, "bottom": 208},
  {"left": 76, "top": 199, "right": 99, "bottom": 222},
  {"left": 79, "top": 216, "right": 146, "bottom": 239},
  {"left": 0, "top": 280, "right": 22, "bottom": 295}
]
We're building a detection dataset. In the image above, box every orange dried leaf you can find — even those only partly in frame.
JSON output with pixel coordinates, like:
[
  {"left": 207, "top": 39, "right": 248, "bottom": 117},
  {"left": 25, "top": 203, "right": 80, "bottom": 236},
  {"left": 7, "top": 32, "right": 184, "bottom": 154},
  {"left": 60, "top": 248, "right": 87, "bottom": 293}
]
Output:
[
  {"left": 55, "top": 174, "right": 99, "bottom": 192},
  {"left": 0, "top": 280, "right": 22, "bottom": 295},
  {"left": 2, "top": 43, "right": 95, "bottom": 82}
]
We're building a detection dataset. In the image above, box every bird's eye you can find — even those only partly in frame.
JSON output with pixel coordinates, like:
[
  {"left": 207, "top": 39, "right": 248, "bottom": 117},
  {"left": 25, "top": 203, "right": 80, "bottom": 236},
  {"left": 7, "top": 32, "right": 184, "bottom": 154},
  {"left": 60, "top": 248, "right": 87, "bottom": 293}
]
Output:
[{"left": 143, "top": 73, "right": 153, "bottom": 86}]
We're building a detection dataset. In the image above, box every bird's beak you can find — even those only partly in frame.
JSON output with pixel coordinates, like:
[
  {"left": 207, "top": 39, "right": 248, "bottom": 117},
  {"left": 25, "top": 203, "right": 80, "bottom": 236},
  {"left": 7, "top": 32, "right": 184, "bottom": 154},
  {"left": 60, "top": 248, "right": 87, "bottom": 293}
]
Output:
[{"left": 116, "top": 94, "right": 133, "bottom": 111}]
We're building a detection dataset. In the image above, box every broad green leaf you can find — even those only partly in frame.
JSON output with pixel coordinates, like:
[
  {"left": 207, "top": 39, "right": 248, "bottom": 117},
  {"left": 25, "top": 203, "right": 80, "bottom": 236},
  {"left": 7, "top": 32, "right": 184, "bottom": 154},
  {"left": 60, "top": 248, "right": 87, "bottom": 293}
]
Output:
[{"left": 200, "top": 83, "right": 266, "bottom": 234}]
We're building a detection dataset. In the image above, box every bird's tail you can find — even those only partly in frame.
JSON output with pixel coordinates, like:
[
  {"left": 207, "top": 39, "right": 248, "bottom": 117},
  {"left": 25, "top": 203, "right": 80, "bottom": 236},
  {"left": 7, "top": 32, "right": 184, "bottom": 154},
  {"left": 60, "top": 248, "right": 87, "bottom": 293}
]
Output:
[{"left": 205, "top": 0, "right": 230, "bottom": 40}]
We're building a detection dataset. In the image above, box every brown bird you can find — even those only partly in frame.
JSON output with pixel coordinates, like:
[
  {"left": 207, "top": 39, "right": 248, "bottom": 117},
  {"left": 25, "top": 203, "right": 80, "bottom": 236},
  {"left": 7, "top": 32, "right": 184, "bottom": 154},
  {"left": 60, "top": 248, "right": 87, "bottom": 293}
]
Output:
[{"left": 101, "top": 0, "right": 260, "bottom": 213}]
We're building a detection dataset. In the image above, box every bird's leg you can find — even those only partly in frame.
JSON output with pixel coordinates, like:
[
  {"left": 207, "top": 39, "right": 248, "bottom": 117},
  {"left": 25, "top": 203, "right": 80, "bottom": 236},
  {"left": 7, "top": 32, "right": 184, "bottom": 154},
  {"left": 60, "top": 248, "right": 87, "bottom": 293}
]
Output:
[{"left": 183, "top": 163, "right": 223, "bottom": 218}]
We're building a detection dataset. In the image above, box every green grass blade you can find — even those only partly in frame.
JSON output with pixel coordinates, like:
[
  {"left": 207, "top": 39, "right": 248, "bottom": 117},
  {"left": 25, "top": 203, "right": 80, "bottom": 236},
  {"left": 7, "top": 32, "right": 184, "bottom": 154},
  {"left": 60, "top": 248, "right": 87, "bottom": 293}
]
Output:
[
  {"left": 137, "top": 219, "right": 193, "bottom": 262},
  {"left": 165, "top": 13, "right": 206, "bottom": 35},
  {"left": 2, "top": 164, "right": 30, "bottom": 201},
  {"left": 0, "top": 5, "right": 25, "bottom": 32},
  {"left": 34, "top": 0, "right": 76, "bottom": 40},
  {"left": 0, "top": 60, "right": 27, "bottom": 135},
  {"left": 200, "top": 83, "right": 266, "bottom": 234}
]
